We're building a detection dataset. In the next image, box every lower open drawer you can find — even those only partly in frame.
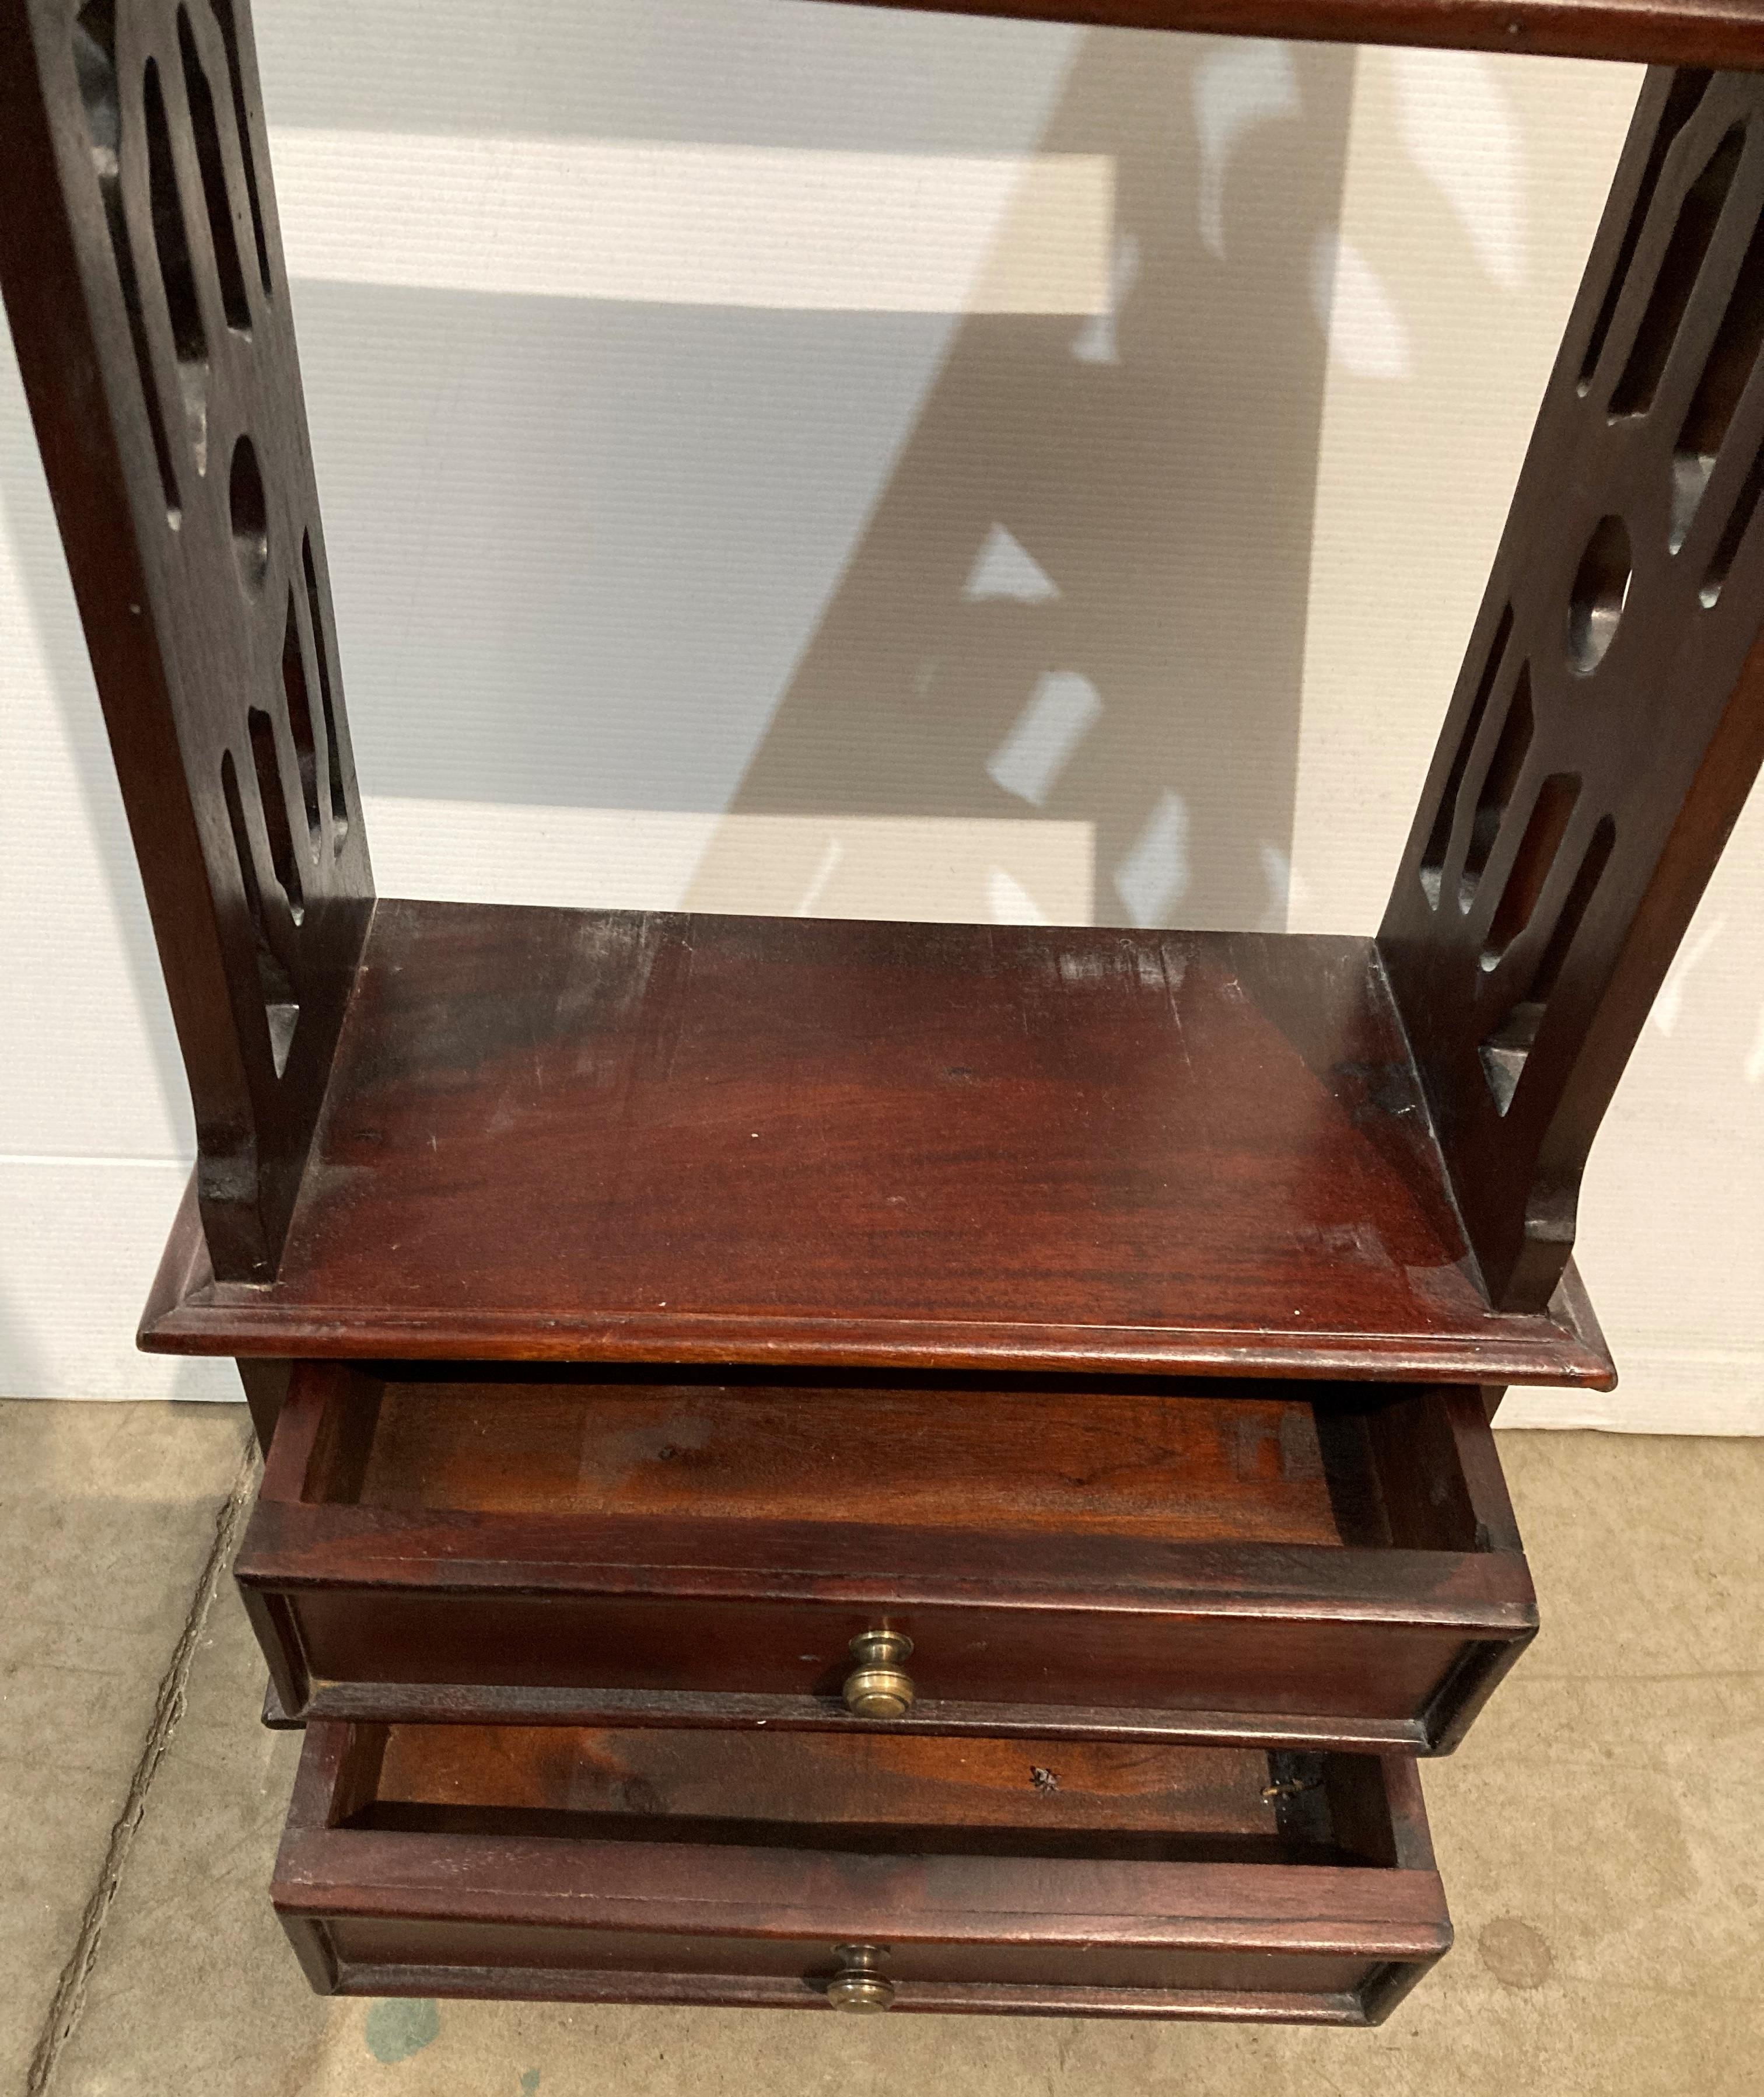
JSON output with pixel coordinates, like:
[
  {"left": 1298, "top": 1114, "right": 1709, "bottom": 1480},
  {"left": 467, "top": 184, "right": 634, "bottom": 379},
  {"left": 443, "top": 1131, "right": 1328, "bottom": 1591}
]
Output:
[
  {"left": 272, "top": 1723, "right": 1448, "bottom": 2022},
  {"left": 238, "top": 1362, "right": 1534, "bottom": 1752}
]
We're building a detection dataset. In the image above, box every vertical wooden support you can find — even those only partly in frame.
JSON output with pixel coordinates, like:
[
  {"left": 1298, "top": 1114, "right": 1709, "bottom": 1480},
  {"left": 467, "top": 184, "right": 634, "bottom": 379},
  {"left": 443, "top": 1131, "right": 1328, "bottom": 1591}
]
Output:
[
  {"left": 1382, "top": 65, "right": 1764, "bottom": 1313},
  {"left": 235, "top": 1354, "right": 291, "bottom": 1452},
  {"left": 0, "top": 0, "right": 371, "bottom": 1281}
]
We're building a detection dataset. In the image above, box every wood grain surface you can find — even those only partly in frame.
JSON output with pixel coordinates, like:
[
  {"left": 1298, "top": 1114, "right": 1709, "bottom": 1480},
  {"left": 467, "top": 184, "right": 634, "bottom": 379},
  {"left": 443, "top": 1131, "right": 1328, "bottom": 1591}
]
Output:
[
  {"left": 808, "top": 0, "right": 1764, "bottom": 73},
  {"left": 235, "top": 1365, "right": 1535, "bottom": 1750},
  {"left": 144, "top": 906, "right": 1615, "bottom": 1386},
  {"left": 272, "top": 1721, "right": 1449, "bottom": 2020}
]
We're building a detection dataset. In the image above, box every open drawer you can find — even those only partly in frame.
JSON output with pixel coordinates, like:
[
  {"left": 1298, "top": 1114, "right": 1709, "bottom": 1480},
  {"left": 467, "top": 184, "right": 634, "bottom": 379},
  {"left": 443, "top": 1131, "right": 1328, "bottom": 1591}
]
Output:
[
  {"left": 236, "top": 1363, "right": 1536, "bottom": 1752},
  {"left": 273, "top": 1722, "right": 1449, "bottom": 2022}
]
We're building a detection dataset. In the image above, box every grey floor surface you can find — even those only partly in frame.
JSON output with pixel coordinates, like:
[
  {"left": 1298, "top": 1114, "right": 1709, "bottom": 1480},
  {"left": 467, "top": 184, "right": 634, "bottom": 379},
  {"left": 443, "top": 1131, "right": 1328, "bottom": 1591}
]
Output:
[{"left": 2, "top": 1397, "right": 1760, "bottom": 2096}]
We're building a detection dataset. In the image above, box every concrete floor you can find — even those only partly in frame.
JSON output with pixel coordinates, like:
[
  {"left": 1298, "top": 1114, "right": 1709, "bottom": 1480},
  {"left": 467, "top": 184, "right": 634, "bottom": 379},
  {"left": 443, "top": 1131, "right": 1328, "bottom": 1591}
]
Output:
[{"left": 2, "top": 1400, "right": 1761, "bottom": 2096}]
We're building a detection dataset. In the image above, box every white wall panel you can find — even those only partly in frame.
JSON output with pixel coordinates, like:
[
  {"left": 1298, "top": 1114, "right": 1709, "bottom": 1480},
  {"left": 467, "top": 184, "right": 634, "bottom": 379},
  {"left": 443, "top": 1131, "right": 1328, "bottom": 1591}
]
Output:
[
  {"left": 0, "top": 1165, "right": 234, "bottom": 1404},
  {"left": 274, "top": 132, "right": 1113, "bottom": 313}
]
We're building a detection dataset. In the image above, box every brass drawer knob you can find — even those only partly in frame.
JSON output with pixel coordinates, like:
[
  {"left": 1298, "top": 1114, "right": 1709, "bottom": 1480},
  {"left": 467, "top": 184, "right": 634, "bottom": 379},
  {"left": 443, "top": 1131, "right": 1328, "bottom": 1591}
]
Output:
[
  {"left": 827, "top": 1944, "right": 894, "bottom": 2012},
  {"left": 842, "top": 1630, "right": 915, "bottom": 1719}
]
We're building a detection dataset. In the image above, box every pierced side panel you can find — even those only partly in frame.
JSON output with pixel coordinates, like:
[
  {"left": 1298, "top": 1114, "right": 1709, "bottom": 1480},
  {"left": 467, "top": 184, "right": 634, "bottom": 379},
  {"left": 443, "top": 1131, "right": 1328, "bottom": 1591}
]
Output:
[
  {"left": 1382, "top": 66, "right": 1764, "bottom": 1314},
  {"left": 0, "top": 0, "right": 372, "bottom": 1280}
]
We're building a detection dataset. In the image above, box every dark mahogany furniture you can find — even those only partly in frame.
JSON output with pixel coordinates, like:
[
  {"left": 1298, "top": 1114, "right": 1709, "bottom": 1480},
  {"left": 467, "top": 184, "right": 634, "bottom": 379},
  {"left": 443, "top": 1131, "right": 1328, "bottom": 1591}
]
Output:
[
  {"left": 4, "top": 0, "right": 1762, "bottom": 2027},
  {"left": 275, "top": 1726, "right": 1448, "bottom": 2021},
  {"left": 239, "top": 1364, "right": 1534, "bottom": 1754}
]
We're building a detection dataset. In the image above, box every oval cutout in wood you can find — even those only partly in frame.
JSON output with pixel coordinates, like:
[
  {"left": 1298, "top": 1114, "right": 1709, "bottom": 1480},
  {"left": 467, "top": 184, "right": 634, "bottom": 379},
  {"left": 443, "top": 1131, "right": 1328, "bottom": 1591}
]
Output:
[
  {"left": 1566, "top": 515, "right": 1631, "bottom": 673},
  {"left": 229, "top": 432, "right": 267, "bottom": 591}
]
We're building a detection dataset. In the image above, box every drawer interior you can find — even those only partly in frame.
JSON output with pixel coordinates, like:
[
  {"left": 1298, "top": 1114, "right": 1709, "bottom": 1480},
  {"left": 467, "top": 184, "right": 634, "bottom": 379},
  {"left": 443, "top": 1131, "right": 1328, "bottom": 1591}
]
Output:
[
  {"left": 334, "top": 1727, "right": 1403, "bottom": 1866},
  {"left": 243, "top": 1364, "right": 1530, "bottom": 1746},
  {"left": 287, "top": 1365, "right": 1506, "bottom": 1554}
]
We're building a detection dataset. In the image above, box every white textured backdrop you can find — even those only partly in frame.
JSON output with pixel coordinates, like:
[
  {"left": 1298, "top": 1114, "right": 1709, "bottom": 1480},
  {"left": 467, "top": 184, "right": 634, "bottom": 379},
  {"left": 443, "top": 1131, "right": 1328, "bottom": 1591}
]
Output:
[{"left": 2, "top": 3, "right": 1759, "bottom": 1426}]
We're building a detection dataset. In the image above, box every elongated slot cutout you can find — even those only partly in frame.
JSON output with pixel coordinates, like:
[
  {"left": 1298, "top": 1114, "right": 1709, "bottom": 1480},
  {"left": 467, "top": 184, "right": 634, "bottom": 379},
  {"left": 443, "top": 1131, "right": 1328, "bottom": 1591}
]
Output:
[
  {"left": 223, "top": 750, "right": 298, "bottom": 1074},
  {"left": 1672, "top": 197, "right": 1764, "bottom": 550},
  {"left": 72, "top": 3, "right": 181, "bottom": 520},
  {"left": 206, "top": 0, "right": 271, "bottom": 296},
  {"left": 178, "top": 6, "right": 250, "bottom": 331},
  {"left": 1610, "top": 124, "right": 1744, "bottom": 421},
  {"left": 144, "top": 57, "right": 208, "bottom": 473},
  {"left": 1581, "top": 69, "right": 1711, "bottom": 389},
  {"left": 1458, "top": 669, "right": 1532, "bottom": 913},
  {"left": 1702, "top": 436, "right": 1764, "bottom": 603},
  {"left": 1480, "top": 774, "right": 1581, "bottom": 970},
  {"left": 248, "top": 707, "right": 304, "bottom": 924},
  {"left": 302, "top": 532, "right": 349, "bottom": 847},
  {"left": 229, "top": 434, "right": 267, "bottom": 590},
  {"left": 1420, "top": 607, "right": 1513, "bottom": 908},
  {"left": 281, "top": 592, "right": 321, "bottom": 849},
  {"left": 1479, "top": 815, "right": 1615, "bottom": 1117}
]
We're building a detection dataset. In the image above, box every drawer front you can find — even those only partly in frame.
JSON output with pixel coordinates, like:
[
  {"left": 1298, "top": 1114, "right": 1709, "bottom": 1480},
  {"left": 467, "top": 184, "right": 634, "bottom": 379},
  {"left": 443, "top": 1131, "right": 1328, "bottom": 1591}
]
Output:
[
  {"left": 308, "top": 1910, "right": 1404, "bottom": 2015},
  {"left": 258, "top": 1581, "right": 1517, "bottom": 1746},
  {"left": 273, "top": 1722, "right": 1450, "bottom": 2025},
  {"left": 239, "top": 1364, "right": 1535, "bottom": 1751}
]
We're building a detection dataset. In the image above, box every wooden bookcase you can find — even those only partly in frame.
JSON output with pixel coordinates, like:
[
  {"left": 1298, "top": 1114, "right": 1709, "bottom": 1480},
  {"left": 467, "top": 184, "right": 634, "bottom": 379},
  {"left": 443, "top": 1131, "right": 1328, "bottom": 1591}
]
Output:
[{"left": 4, "top": 0, "right": 1761, "bottom": 2024}]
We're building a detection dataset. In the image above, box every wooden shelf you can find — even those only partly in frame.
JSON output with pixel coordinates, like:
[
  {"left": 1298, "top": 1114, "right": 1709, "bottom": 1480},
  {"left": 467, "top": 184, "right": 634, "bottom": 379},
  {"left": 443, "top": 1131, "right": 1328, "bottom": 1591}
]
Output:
[
  {"left": 817, "top": 0, "right": 1764, "bottom": 75},
  {"left": 142, "top": 901, "right": 1613, "bottom": 1387}
]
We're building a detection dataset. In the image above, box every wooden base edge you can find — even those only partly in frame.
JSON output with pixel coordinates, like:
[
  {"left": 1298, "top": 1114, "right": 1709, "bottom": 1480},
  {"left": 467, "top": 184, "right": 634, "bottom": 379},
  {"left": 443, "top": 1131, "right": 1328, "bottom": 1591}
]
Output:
[{"left": 135, "top": 1169, "right": 1616, "bottom": 1389}]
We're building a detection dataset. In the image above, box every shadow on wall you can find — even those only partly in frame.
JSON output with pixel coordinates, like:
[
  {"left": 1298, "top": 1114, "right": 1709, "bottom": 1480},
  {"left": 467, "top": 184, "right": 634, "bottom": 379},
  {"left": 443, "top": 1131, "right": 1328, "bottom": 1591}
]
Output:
[
  {"left": 5, "top": 10, "right": 1359, "bottom": 966},
  {"left": 688, "top": 31, "right": 1358, "bottom": 931}
]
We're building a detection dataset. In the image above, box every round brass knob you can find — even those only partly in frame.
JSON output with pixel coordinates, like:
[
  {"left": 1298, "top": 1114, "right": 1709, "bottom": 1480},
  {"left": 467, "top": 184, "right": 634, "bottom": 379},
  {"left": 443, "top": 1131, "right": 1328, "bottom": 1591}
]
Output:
[
  {"left": 842, "top": 1630, "right": 915, "bottom": 1719},
  {"left": 827, "top": 1944, "right": 894, "bottom": 2012}
]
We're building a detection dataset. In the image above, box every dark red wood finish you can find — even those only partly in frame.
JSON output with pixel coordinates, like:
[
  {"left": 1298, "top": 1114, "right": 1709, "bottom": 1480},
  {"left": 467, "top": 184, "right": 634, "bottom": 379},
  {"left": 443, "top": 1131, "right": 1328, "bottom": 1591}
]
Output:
[
  {"left": 236, "top": 1364, "right": 1535, "bottom": 1753},
  {"left": 8, "top": 3, "right": 1764, "bottom": 2032},
  {"left": 1384, "top": 66, "right": 1764, "bottom": 1309},
  {"left": 0, "top": 0, "right": 372, "bottom": 1280},
  {"left": 273, "top": 1721, "right": 1450, "bottom": 2022},
  {"left": 141, "top": 907, "right": 1615, "bottom": 1387},
  {"left": 812, "top": 0, "right": 1764, "bottom": 73}
]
